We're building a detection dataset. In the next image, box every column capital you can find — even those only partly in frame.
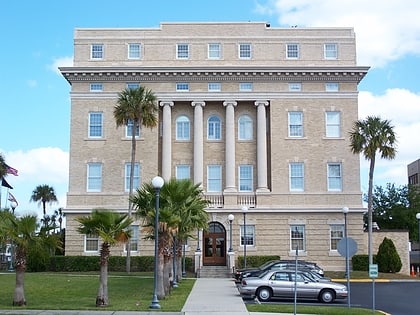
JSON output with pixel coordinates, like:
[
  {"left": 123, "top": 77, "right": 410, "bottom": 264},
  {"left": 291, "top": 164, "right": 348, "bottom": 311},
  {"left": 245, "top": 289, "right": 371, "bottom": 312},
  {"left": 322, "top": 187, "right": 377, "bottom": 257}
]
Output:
[
  {"left": 254, "top": 100, "right": 269, "bottom": 107},
  {"left": 160, "top": 101, "right": 174, "bottom": 107},
  {"left": 191, "top": 101, "right": 206, "bottom": 107},
  {"left": 223, "top": 100, "right": 237, "bottom": 107}
]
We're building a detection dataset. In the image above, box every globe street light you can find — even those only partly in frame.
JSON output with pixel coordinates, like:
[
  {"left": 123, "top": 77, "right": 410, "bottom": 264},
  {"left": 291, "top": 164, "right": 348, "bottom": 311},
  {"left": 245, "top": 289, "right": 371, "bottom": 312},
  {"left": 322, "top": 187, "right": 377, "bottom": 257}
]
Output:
[
  {"left": 242, "top": 206, "right": 248, "bottom": 269},
  {"left": 228, "top": 214, "right": 234, "bottom": 252},
  {"left": 150, "top": 176, "right": 164, "bottom": 310},
  {"left": 342, "top": 206, "right": 350, "bottom": 307}
]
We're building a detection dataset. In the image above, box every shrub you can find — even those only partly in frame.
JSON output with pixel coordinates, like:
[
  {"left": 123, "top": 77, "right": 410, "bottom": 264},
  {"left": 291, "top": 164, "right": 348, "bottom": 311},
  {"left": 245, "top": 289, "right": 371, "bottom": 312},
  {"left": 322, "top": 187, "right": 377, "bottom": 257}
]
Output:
[
  {"left": 352, "top": 254, "right": 378, "bottom": 271},
  {"left": 376, "top": 237, "right": 402, "bottom": 273}
]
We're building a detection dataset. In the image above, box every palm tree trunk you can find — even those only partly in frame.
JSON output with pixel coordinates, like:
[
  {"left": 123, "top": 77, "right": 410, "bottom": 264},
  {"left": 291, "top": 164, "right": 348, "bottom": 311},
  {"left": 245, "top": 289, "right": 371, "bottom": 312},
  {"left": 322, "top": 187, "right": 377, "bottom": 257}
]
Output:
[
  {"left": 367, "top": 157, "right": 376, "bottom": 265},
  {"left": 13, "top": 252, "right": 26, "bottom": 306},
  {"left": 97, "top": 245, "right": 110, "bottom": 306}
]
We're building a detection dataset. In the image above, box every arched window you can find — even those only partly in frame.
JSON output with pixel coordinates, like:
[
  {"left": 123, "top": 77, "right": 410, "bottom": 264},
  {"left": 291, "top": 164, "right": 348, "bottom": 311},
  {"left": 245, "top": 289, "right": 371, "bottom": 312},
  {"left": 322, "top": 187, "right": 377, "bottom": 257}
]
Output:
[
  {"left": 176, "top": 115, "right": 190, "bottom": 140},
  {"left": 207, "top": 115, "right": 221, "bottom": 140},
  {"left": 238, "top": 114, "right": 253, "bottom": 140}
]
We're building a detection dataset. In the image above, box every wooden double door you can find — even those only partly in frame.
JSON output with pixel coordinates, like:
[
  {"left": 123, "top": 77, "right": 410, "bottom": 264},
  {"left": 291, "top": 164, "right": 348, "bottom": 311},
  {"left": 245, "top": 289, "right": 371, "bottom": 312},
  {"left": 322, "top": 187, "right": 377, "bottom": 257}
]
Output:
[{"left": 203, "top": 222, "right": 226, "bottom": 266}]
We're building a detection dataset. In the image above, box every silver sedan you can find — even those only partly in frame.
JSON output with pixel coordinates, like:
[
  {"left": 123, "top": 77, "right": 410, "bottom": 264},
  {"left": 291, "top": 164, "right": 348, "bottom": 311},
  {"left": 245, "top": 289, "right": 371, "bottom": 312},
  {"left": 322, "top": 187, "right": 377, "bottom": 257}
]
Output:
[{"left": 238, "top": 269, "right": 348, "bottom": 303}]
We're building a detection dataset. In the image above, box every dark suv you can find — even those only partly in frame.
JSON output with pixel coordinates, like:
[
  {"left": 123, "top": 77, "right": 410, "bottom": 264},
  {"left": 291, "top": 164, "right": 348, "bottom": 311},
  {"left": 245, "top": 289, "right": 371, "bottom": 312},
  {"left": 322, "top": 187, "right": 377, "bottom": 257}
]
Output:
[{"left": 234, "top": 259, "right": 324, "bottom": 282}]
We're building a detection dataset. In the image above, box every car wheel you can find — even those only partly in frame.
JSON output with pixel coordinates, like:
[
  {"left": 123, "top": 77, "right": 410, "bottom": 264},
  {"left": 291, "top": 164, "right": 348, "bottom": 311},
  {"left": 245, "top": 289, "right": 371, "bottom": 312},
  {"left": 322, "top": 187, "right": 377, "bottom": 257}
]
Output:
[
  {"left": 319, "top": 289, "right": 335, "bottom": 303},
  {"left": 257, "top": 287, "right": 272, "bottom": 302}
]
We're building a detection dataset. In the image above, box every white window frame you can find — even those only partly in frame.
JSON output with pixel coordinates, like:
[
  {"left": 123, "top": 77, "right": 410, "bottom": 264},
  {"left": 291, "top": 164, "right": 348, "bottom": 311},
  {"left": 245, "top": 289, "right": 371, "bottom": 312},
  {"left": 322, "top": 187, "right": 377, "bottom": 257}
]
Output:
[
  {"left": 330, "top": 225, "right": 344, "bottom": 251},
  {"left": 128, "top": 43, "right": 141, "bottom": 59},
  {"left": 176, "top": 165, "right": 191, "bottom": 180},
  {"left": 176, "top": 115, "right": 190, "bottom": 140},
  {"left": 288, "top": 82, "right": 302, "bottom": 92},
  {"left": 88, "top": 112, "right": 103, "bottom": 138},
  {"left": 290, "top": 225, "right": 305, "bottom": 251},
  {"left": 239, "top": 82, "right": 253, "bottom": 91},
  {"left": 324, "top": 43, "right": 338, "bottom": 59},
  {"left": 207, "top": 115, "right": 221, "bottom": 140},
  {"left": 288, "top": 112, "right": 303, "bottom": 137},
  {"left": 125, "top": 225, "right": 139, "bottom": 252},
  {"left": 91, "top": 44, "right": 104, "bottom": 59},
  {"left": 208, "top": 43, "right": 221, "bottom": 59},
  {"left": 90, "top": 83, "right": 103, "bottom": 92},
  {"left": 325, "top": 112, "right": 341, "bottom": 138},
  {"left": 238, "top": 115, "right": 253, "bottom": 140},
  {"left": 286, "top": 43, "right": 299, "bottom": 59},
  {"left": 289, "top": 162, "right": 304, "bottom": 191},
  {"left": 239, "top": 165, "right": 253, "bottom": 192},
  {"left": 208, "top": 82, "right": 221, "bottom": 92},
  {"left": 239, "top": 43, "right": 251, "bottom": 59},
  {"left": 325, "top": 82, "right": 339, "bottom": 92},
  {"left": 207, "top": 165, "right": 222, "bottom": 192},
  {"left": 177, "top": 43, "right": 189, "bottom": 59},
  {"left": 241, "top": 224, "right": 255, "bottom": 246},
  {"left": 84, "top": 233, "right": 99, "bottom": 252},
  {"left": 327, "top": 163, "right": 342, "bottom": 191},
  {"left": 125, "top": 163, "right": 140, "bottom": 192},
  {"left": 126, "top": 119, "right": 140, "bottom": 138},
  {"left": 87, "top": 163, "right": 102, "bottom": 192},
  {"left": 176, "top": 83, "right": 189, "bottom": 92}
]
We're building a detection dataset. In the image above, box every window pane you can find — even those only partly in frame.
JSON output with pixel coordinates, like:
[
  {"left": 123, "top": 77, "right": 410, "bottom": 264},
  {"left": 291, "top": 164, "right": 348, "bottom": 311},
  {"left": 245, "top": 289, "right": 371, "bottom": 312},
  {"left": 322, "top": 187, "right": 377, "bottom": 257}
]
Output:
[
  {"left": 176, "top": 116, "right": 190, "bottom": 140},
  {"left": 208, "top": 115, "right": 221, "bottom": 140},
  {"left": 239, "top": 43, "right": 251, "bottom": 58},
  {"left": 287, "top": 44, "right": 299, "bottom": 58},
  {"left": 91, "top": 44, "right": 103, "bottom": 59},
  {"left": 239, "top": 82, "right": 253, "bottom": 91},
  {"left": 241, "top": 225, "right": 255, "bottom": 246},
  {"left": 177, "top": 44, "right": 189, "bottom": 59},
  {"left": 90, "top": 83, "right": 103, "bottom": 92},
  {"left": 239, "top": 165, "right": 253, "bottom": 191},
  {"left": 208, "top": 43, "right": 221, "bottom": 59},
  {"left": 125, "top": 163, "right": 140, "bottom": 191},
  {"left": 330, "top": 225, "right": 344, "bottom": 250},
  {"left": 208, "top": 165, "right": 222, "bottom": 192},
  {"left": 288, "top": 83, "right": 301, "bottom": 92},
  {"left": 290, "top": 225, "right": 305, "bottom": 251},
  {"left": 290, "top": 163, "right": 304, "bottom": 191},
  {"left": 87, "top": 163, "right": 102, "bottom": 192},
  {"left": 288, "top": 112, "right": 303, "bottom": 137},
  {"left": 126, "top": 119, "right": 140, "bottom": 137},
  {"left": 325, "top": 43, "right": 338, "bottom": 59},
  {"left": 326, "top": 112, "right": 341, "bottom": 137},
  {"left": 89, "top": 112, "right": 103, "bottom": 138},
  {"left": 127, "top": 83, "right": 140, "bottom": 90},
  {"left": 325, "top": 82, "right": 339, "bottom": 92},
  {"left": 176, "top": 83, "right": 189, "bottom": 91},
  {"left": 239, "top": 115, "right": 253, "bottom": 140},
  {"left": 128, "top": 43, "right": 141, "bottom": 59},
  {"left": 176, "top": 165, "right": 190, "bottom": 180},
  {"left": 126, "top": 226, "right": 139, "bottom": 252},
  {"left": 328, "top": 163, "right": 342, "bottom": 191}
]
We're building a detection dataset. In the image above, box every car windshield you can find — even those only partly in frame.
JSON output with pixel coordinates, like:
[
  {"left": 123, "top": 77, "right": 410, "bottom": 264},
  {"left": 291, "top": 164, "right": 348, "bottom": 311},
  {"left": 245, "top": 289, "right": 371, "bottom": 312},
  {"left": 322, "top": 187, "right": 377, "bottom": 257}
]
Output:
[
  {"left": 258, "top": 269, "right": 271, "bottom": 278},
  {"left": 258, "top": 260, "right": 276, "bottom": 270}
]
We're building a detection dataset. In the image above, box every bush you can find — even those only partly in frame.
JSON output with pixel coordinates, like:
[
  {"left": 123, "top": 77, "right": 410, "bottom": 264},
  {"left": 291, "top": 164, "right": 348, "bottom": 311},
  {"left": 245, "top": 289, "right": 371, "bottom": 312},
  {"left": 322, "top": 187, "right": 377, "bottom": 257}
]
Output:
[
  {"left": 352, "top": 254, "right": 378, "bottom": 271},
  {"left": 27, "top": 246, "right": 50, "bottom": 272},
  {"left": 376, "top": 237, "right": 402, "bottom": 273}
]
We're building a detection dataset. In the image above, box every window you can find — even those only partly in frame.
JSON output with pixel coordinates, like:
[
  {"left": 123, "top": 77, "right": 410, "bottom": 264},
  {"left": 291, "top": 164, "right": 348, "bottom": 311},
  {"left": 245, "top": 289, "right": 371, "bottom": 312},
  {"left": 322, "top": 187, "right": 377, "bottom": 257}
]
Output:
[
  {"left": 288, "top": 112, "right": 303, "bottom": 137},
  {"left": 288, "top": 83, "right": 302, "bottom": 92},
  {"left": 125, "top": 163, "right": 140, "bottom": 192},
  {"left": 128, "top": 43, "right": 141, "bottom": 59},
  {"left": 177, "top": 43, "right": 189, "bottom": 59},
  {"left": 207, "top": 165, "right": 222, "bottom": 192},
  {"left": 325, "top": 82, "right": 339, "bottom": 92},
  {"left": 289, "top": 162, "right": 304, "bottom": 191},
  {"left": 90, "top": 83, "right": 103, "bottom": 92},
  {"left": 176, "top": 165, "right": 190, "bottom": 180},
  {"left": 126, "top": 119, "right": 140, "bottom": 138},
  {"left": 239, "top": 165, "right": 253, "bottom": 191},
  {"left": 208, "top": 43, "right": 221, "bottom": 59},
  {"left": 87, "top": 163, "right": 102, "bottom": 192},
  {"left": 85, "top": 233, "right": 99, "bottom": 252},
  {"left": 239, "top": 82, "right": 253, "bottom": 91},
  {"left": 290, "top": 225, "right": 305, "bottom": 251},
  {"left": 88, "top": 112, "right": 103, "bottom": 138},
  {"left": 325, "top": 112, "right": 341, "bottom": 137},
  {"left": 324, "top": 43, "right": 338, "bottom": 59},
  {"left": 208, "top": 82, "right": 221, "bottom": 92},
  {"left": 287, "top": 44, "right": 299, "bottom": 59},
  {"left": 176, "top": 115, "right": 190, "bottom": 140},
  {"left": 176, "top": 83, "right": 189, "bottom": 92},
  {"left": 330, "top": 225, "right": 344, "bottom": 250},
  {"left": 328, "top": 163, "right": 342, "bottom": 191},
  {"left": 91, "top": 44, "right": 104, "bottom": 59},
  {"left": 127, "top": 83, "right": 140, "bottom": 90},
  {"left": 239, "top": 43, "right": 251, "bottom": 59},
  {"left": 241, "top": 224, "right": 255, "bottom": 246},
  {"left": 238, "top": 115, "right": 253, "bottom": 140},
  {"left": 207, "top": 115, "right": 221, "bottom": 140},
  {"left": 126, "top": 226, "right": 139, "bottom": 252}
]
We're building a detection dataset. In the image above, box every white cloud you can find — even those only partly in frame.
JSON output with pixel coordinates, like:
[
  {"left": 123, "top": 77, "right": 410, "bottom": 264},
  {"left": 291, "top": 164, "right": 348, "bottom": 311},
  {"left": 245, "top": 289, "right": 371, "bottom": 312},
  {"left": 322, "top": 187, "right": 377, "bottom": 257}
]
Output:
[
  {"left": 265, "top": 0, "right": 420, "bottom": 68},
  {"left": 49, "top": 56, "right": 73, "bottom": 75}
]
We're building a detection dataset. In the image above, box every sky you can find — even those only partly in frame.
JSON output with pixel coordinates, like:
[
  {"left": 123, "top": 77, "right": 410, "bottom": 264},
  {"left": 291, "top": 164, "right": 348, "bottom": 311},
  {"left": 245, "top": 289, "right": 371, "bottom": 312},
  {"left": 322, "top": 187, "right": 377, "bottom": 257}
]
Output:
[{"left": 1, "top": 0, "right": 420, "bottom": 218}]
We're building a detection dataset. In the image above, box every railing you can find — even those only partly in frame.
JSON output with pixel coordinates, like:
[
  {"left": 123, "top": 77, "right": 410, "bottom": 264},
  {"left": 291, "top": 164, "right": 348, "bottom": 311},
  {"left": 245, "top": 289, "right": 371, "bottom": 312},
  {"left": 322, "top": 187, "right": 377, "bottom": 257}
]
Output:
[
  {"left": 203, "top": 193, "right": 256, "bottom": 208},
  {"left": 204, "top": 193, "right": 224, "bottom": 208}
]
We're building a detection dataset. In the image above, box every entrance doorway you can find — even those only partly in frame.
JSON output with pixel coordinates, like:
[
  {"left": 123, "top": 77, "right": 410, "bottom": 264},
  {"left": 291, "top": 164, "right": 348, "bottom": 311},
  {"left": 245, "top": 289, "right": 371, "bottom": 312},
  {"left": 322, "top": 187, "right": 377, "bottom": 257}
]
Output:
[{"left": 203, "top": 222, "right": 226, "bottom": 266}]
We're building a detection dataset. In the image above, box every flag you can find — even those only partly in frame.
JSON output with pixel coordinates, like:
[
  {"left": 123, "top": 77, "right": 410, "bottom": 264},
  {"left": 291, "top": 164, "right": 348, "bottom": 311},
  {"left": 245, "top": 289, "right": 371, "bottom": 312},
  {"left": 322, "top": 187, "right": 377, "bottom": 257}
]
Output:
[
  {"left": 5, "top": 163, "right": 18, "bottom": 176},
  {"left": 1, "top": 178, "right": 13, "bottom": 189},
  {"left": 8, "top": 192, "right": 18, "bottom": 205}
]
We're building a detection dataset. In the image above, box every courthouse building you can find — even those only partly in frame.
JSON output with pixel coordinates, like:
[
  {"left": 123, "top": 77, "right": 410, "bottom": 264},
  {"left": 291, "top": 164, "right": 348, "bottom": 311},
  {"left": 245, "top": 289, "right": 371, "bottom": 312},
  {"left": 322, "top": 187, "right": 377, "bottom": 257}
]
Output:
[{"left": 60, "top": 22, "right": 369, "bottom": 271}]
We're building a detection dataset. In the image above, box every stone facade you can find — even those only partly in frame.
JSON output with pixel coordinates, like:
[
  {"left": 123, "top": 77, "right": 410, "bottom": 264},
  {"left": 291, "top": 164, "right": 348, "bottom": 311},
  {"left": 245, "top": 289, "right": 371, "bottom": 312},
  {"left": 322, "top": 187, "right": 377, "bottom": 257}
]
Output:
[{"left": 61, "top": 22, "right": 369, "bottom": 271}]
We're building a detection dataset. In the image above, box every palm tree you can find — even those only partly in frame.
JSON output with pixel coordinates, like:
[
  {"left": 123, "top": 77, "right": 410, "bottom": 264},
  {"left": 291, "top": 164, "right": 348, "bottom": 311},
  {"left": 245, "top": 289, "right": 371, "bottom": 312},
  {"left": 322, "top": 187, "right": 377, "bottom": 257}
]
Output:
[
  {"left": 30, "top": 184, "right": 58, "bottom": 218},
  {"left": 76, "top": 209, "right": 133, "bottom": 307},
  {"left": 114, "top": 86, "right": 159, "bottom": 272},
  {"left": 349, "top": 116, "right": 397, "bottom": 264},
  {"left": 0, "top": 153, "right": 7, "bottom": 179},
  {"left": 131, "top": 178, "right": 209, "bottom": 297},
  {"left": 0, "top": 211, "right": 61, "bottom": 306}
]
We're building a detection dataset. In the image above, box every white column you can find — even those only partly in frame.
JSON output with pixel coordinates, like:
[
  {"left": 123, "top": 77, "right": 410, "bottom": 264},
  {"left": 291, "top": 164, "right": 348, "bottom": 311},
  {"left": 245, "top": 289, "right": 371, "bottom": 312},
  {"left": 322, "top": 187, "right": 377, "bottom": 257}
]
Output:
[
  {"left": 160, "top": 101, "right": 173, "bottom": 181},
  {"left": 255, "top": 100, "right": 269, "bottom": 192},
  {"left": 223, "top": 100, "right": 237, "bottom": 192},
  {"left": 192, "top": 101, "right": 205, "bottom": 187}
]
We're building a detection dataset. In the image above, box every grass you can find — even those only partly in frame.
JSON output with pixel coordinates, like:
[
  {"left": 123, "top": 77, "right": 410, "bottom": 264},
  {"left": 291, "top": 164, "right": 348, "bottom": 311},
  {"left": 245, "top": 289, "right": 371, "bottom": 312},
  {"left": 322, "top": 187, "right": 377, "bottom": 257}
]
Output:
[{"left": 0, "top": 272, "right": 195, "bottom": 311}]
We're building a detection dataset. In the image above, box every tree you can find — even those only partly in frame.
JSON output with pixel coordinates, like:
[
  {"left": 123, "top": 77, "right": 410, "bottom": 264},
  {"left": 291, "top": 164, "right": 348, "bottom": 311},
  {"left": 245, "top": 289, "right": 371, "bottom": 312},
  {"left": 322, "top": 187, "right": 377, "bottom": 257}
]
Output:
[
  {"left": 349, "top": 116, "right": 397, "bottom": 265},
  {"left": 114, "top": 86, "right": 159, "bottom": 272},
  {"left": 131, "top": 178, "right": 209, "bottom": 297},
  {"left": 76, "top": 209, "right": 133, "bottom": 307},
  {"left": 0, "top": 210, "right": 61, "bottom": 306},
  {"left": 0, "top": 153, "right": 7, "bottom": 179},
  {"left": 376, "top": 237, "right": 402, "bottom": 273},
  {"left": 30, "top": 184, "right": 58, "bottom": 218}
]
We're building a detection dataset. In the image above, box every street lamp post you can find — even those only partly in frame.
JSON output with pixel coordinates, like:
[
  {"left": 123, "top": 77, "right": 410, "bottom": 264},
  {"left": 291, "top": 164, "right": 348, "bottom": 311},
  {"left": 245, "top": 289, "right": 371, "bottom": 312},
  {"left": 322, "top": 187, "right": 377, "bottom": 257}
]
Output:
[
  {"left": 8, "top": 201, "right": 17, "bottom": 272},
  {"left": 149, "top": 176, "right": 164, "bottom": 310},
  {"left": 228, "top": 214, "right": 234, "bottom": 252},
  {"left": 342, "top": 206, "right": 350, "bottom": 307},
  {"left": 416, "top": 213, "right": 420, "bottom": 275},
  {"left": 242, "top": 206, "right": 248, "bottom": 269}
]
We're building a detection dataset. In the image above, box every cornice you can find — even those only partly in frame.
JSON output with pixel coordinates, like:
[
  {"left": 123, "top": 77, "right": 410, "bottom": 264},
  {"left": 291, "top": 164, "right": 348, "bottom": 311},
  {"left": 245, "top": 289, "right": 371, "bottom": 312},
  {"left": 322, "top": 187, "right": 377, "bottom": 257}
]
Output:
[{"left": 60, "top": 66, "right": 369, "bottom": 84}]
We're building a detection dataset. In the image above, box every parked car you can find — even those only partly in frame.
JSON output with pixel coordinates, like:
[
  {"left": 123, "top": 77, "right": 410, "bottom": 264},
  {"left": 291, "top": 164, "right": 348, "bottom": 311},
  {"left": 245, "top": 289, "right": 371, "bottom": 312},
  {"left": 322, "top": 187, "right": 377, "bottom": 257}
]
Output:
[
  {"left": 238, "top": 269, "right": 347, "bottom": 303},
  {"left": 234, "top": 259, "right": 324, "bottom": 282}
]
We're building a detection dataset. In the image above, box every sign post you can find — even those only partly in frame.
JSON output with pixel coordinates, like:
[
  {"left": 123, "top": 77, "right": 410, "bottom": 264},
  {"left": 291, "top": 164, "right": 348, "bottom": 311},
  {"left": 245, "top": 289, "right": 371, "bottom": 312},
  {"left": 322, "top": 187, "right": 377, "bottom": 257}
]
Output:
[{"left": 369, "top": 264, "right": 378, "bottom": 313}]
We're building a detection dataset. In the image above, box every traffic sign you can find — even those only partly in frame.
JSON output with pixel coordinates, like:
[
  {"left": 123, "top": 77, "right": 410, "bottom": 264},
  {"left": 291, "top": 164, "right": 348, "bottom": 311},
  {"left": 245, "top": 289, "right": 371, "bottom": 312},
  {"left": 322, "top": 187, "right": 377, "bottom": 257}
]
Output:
[
  {"left": 337, "top": 237, "right": 358, "bottom": 258},
  {"left": 369, "top": 264, "right": 378, "bottom": 278}
]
